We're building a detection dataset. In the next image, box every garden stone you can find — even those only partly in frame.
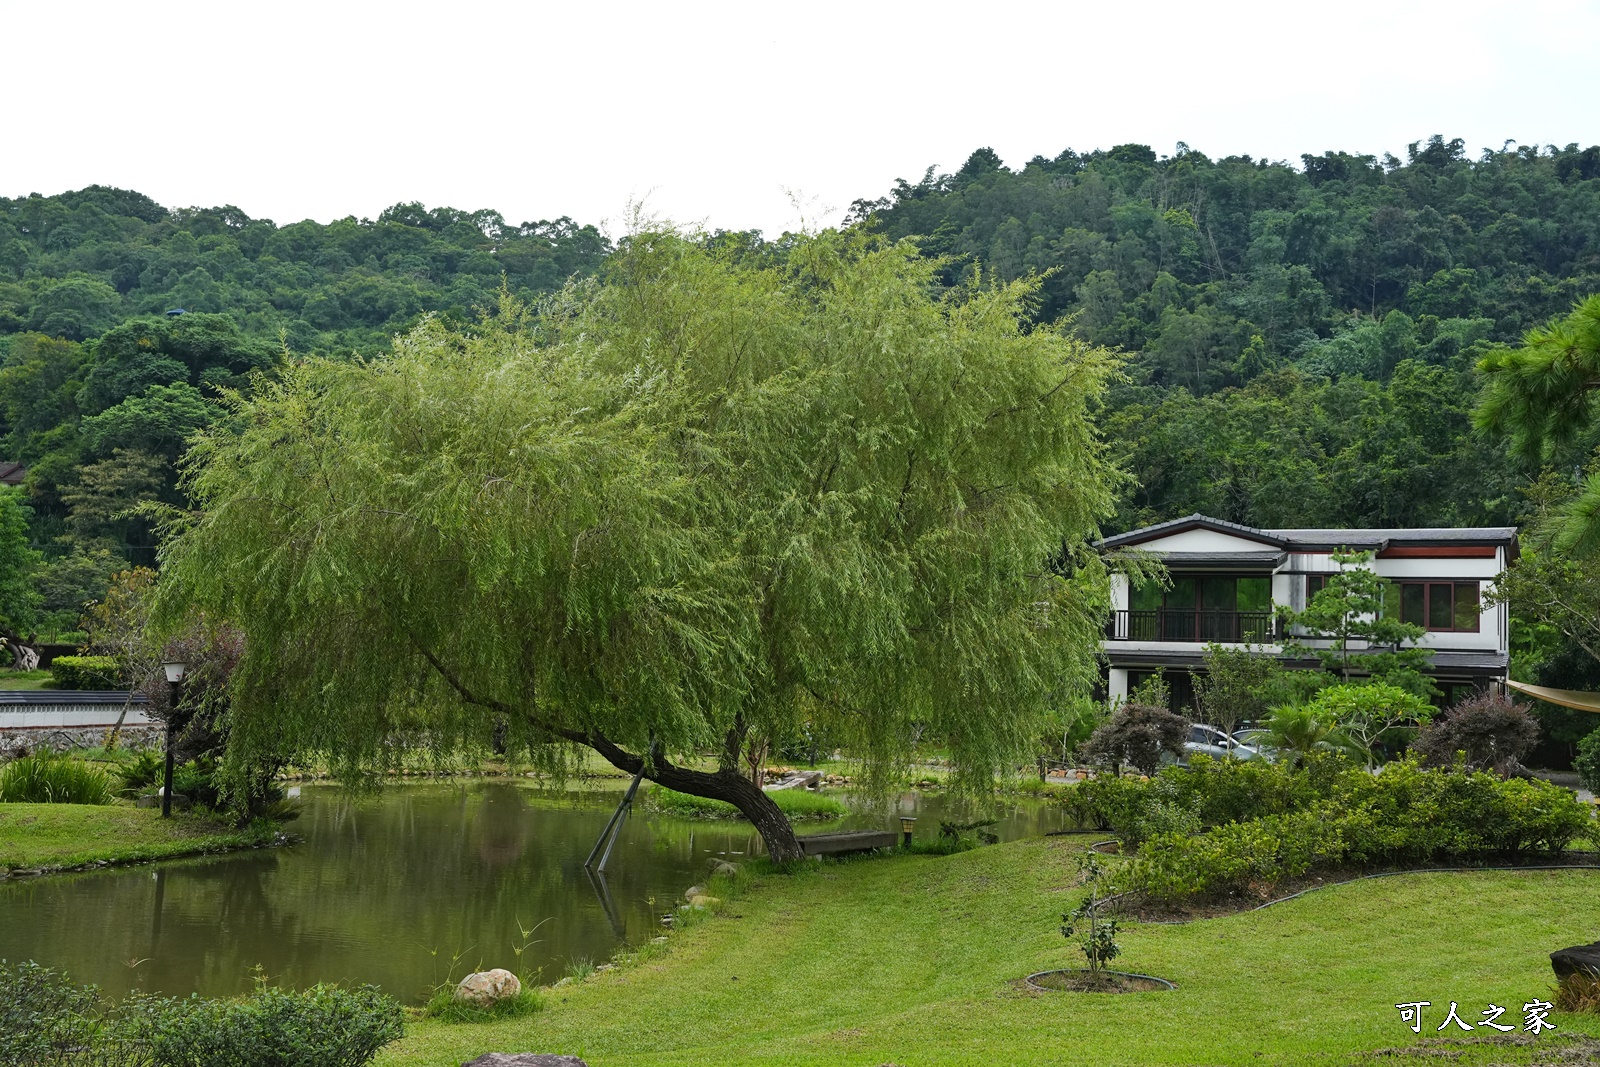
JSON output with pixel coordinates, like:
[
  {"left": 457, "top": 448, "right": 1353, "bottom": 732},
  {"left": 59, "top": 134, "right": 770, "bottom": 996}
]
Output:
[
  {"left": 684, "top": 884, "right": 706, "bottom": 899},
  {"left": 461, "top": 1056, "right": 588, "bottom": 1067},
  {"left": 707, "top": 859, "right": 738, "bottom": 876},
  {"left": 687, "top": 894, "right": 720, "bottom": 908},
  {"left": 1551, "top": 941, "right": 1600, "bottom": 980},
  {"left": 454, "top": 968, "right": 521, "bottom": 1006}
]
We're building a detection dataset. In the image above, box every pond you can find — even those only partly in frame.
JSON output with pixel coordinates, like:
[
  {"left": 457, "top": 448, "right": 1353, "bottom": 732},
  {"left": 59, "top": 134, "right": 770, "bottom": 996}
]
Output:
[{"left": 0, "top": 781, "right": 1070, "bottom": 1003}]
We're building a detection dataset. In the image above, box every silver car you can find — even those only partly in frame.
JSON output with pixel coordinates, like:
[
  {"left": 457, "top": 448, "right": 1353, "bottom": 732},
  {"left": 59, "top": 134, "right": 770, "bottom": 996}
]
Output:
[{"left": 1183, "top": 722, "right": 1263, "bottom": 762}]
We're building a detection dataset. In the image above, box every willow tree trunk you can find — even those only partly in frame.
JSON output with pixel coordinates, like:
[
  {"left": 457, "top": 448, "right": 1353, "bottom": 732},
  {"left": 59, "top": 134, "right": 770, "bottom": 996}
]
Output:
[
  {"left": 578, "top": 732, "right": 805, "bottom": 863},
  {"left": 417, "top": 652, "right": 811, "bottom": 864}
]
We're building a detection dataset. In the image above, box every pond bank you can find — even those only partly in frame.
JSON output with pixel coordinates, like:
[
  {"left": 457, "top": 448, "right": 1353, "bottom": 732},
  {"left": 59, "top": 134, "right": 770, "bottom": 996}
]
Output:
[
  {"left": 381, "top": 836, "right": 1600, "bottom": 1067},
  {"left": 0, "top": 803, "right": 285, "bottom": 874}
]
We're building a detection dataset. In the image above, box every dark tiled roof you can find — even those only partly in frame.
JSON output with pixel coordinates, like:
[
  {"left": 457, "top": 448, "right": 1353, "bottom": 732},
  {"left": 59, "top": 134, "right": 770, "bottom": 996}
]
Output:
[
  {"left": 1266, "top": 526, "right": 1518, "bottom": 549},
  {"left": 0, "top": 461, "right": 24, "bottom": 486},
  {"left": 1430, "top": 651, "right": 1511, "bottom": 670},
  {"left": 1099, "top": 514, "right": 1517, "bottom": 553},
  {"left": 0, "top": 691, "right": 149, "bottom": 705},
  {"left": 1098, "top": 514, "right": 1286, "bottom": 550}
]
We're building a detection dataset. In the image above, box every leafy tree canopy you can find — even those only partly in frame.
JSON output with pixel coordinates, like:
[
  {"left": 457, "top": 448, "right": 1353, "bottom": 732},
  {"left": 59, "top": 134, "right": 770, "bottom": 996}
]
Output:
[{"left": 156, "top": 229, "right": 1124, "bottom": 860}]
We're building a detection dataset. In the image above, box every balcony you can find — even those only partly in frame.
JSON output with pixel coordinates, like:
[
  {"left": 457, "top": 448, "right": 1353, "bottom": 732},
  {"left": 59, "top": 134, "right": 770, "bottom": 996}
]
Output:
[{"left": 1105, "top": 609, "right": 1280, "bottom": 643}]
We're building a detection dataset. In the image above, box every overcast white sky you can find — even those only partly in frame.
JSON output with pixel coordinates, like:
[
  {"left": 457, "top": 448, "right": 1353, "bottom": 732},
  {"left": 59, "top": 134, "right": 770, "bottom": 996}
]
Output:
[{"left": 8, "top": 0, "right": 1600, "bottom": 236}]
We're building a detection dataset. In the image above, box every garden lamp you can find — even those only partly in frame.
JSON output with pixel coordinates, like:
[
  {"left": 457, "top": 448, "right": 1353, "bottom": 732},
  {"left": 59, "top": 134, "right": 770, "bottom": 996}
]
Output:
[
  {"left": 160, "top": 660, "right": 187, "bottom": 818},
  {"left": 900, "top": 816, "right": 917, "bottom": 845}
]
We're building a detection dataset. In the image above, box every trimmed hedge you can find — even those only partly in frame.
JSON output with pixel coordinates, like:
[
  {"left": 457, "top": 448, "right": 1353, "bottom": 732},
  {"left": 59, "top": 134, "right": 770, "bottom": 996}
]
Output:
[
  {"left": 1131, "top": 760, "right": 1597, "bottom": 902},
  {"left": 48, "top": 655, "right": 120, "bottom": 690}
]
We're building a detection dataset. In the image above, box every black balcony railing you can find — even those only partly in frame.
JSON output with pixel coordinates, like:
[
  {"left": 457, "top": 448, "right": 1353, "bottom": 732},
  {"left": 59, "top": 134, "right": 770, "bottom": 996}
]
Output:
[{"left": 1105, "top": 609, "right": 1279, "bottom": 643}]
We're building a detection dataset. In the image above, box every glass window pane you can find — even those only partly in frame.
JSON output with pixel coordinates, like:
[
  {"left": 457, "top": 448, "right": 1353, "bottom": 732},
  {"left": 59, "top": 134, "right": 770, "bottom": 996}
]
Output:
[
  {"left": 1306, "top": 575, "right": 1327, "bottom": 603},
  {"left": 1166, "top": 578, "right": 1196, "bottom": 610},
  {"left": 1428, "top": 583, "right": 1454, "bottom": 630},
  {"left": 1130, "top": 581, "right": 1162, "bottom": 613},
  {"left": 1453, "top": 582, "right": 1480, "bottom": 631},
  {"left": 1381, "top": 581, "right": 1400, "bottom": 619},
  {"left": 1400, "top": 584, "right": 1425, "bottom": 626},
  {"left": 1237, "top": 577, "right": 1271, "bottom": 614},
  {"left": 1201, "top": 578, "right": 1236, "bottom": 611}
]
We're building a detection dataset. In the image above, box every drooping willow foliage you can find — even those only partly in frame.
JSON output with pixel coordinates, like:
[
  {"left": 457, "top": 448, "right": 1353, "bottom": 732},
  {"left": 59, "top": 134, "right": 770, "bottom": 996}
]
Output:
[{"left": 156, "top": 228, "right": 1123, "bottom": 802}]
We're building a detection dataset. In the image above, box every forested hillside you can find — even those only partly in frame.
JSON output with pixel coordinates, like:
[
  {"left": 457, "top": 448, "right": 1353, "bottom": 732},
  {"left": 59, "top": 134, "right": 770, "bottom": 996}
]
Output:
[
  {"left": 0, "top": 189, "right": 610, "bottom": 635},
  {"left": 3, "top": 136, "right": 1600, "bottom": 641},
  {"left": 852, "top": 135, "right": 1600, "bottom": 531}
]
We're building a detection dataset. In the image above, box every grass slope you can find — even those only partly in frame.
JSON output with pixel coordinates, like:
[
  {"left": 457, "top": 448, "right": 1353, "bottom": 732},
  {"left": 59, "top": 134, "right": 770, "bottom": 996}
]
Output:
[
  {"left": 0, "top": 803, "right": 277, "bottom": 871},
  {"left": 0, "top": 669, "right": 55, "bottom": 691},
  {"left": 383, "top": 837, "right": 1600, "bottom": 1067}
]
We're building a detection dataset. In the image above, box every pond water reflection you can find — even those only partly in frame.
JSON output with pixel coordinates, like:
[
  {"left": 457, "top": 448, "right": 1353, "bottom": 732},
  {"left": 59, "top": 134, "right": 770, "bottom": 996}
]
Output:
[{"left": 0, "top": 781, "right": 1067, "bottom": 1002}]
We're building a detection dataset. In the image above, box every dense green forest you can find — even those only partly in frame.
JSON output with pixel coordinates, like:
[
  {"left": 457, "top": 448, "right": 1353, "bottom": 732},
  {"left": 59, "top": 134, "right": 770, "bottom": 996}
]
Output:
[
  {"left": 3, "top": 136, "right": 1600, "bottom": 661},
  {"left": 853, "top": 135, "right": 1600, "bottom": 532}
]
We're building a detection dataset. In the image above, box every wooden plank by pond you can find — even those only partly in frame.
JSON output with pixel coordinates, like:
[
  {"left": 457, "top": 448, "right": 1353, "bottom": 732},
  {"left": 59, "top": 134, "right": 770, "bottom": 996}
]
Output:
[{"left": 797, "top": 830, "right": 898, "bottom": 856}]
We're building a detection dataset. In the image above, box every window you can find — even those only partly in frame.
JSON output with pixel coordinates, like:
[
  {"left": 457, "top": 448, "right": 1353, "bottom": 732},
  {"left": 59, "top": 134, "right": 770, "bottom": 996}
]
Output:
[
  {"left": 1384, "top": 581, "right": 1481, "bottom": 632},
  {"left": 1125, "top": 576, "right": 1274, "bottom": 641},
  {"left": 1306, "top": 574, "right": 1328, "bottom": 602}
]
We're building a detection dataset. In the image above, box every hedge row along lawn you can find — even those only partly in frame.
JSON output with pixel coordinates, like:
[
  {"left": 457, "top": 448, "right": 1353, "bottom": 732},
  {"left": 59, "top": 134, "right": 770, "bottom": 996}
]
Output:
[
  {"left": 380, "top": 836, "right": 1600, "bottom": 1067},
  {"left": 0, "top": 803, "right": 279, "bottom": 872}
]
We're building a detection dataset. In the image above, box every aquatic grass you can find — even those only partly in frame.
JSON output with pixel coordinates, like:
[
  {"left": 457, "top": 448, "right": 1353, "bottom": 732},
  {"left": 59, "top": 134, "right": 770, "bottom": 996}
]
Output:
[
  {"left": 564, "top": 956, "right": 596, "bottom": 981},
  {"left": 0, "top": 754, "right": 115, "bottom": 805},
  {"left": 644, "top": 786, "right": 847, "bottom": 821}
]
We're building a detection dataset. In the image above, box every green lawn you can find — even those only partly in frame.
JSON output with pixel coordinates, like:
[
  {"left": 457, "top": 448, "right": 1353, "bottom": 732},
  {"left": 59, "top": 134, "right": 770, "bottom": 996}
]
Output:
[
  {"left": 0, "top": 802, "right": 279, "bottom": 870},
  {"left": 382, "top": 837, "right": 1600, "bottom": 1067},
  {"left": 0, "top": 669, "right": 55, "bottom": 691}
]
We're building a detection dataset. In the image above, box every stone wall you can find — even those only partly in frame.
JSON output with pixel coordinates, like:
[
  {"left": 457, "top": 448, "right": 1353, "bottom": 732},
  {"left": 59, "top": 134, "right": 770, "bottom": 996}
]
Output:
[{"left": 0, "top": 726, "right": 162, "bottom": 757}]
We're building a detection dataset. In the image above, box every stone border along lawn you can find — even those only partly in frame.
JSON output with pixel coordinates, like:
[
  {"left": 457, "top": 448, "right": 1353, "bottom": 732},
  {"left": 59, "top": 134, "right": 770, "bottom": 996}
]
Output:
[
  {"left": 380, "top": 835, "right": 1600, "bottom": 1067},
  {"left": 0, "top": 802, "right": 287, "bottom": 874}
]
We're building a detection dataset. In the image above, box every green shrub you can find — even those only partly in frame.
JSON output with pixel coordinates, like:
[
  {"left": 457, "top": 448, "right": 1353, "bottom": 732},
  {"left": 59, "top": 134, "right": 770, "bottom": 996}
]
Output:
[
  {"left": 1334, "top": 760, "right": 1594, "bottom": 859},
  {"left": 48, "top": 655, "right": 120, "bottom": 690},
  {"left": 0, "top": 960, "right": 108, "bottom": 1065},
  {"left": 1130, "top": 760, "right": 1597, "bottom": 903},
  {"left": 1122, "top": 794, "right": 1201, "bottom": 851},
  {"left": 1136, "top": 805, "right": 1345, "bottom": 902},
  {"left": 644, "top": 786, "right": 847, "bottom": 821},
  {"left": 0, "top": 963, "right": 401, "bottom": 1067},
  {"left": 172, "top": 758, "right": 222, "bottom": 809},
  {"left": 1576, "top": 727, "right": 1600, "bottom": 795},
  {"left": 1158, "top": 752, "right": 1331, "bottom": 826},
  {"left": 117, "top": 749, "right": 166, "bottom": 793},
  {"left": 1061, "top": 774, "right": 1150, "bottom": 832},
  {"left": 0, "top": 753, "right": 115, "bottom": 804},
  {"left": 139, "top": 984, "right": 403, "bottom": 1067}
]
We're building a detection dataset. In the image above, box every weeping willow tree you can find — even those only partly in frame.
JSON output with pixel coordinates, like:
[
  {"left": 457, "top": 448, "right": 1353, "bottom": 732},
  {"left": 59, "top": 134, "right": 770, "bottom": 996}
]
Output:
[{"left": 155, "top": 230, "right": 1121, "bottom": 862}]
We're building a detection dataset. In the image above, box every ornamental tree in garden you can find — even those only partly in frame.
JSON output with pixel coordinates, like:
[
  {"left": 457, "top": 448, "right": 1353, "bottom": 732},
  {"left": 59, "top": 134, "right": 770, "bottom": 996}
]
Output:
[
  {"left": 1476, "top": 294, "right": 1600, "bottom": 556},
  {"left": 155, "top": 229, "right": 1122, "bottom": 862}
]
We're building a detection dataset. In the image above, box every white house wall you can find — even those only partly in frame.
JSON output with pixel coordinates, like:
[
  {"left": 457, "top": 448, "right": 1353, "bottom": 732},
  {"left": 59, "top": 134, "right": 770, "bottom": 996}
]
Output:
[
  {"left": 1105, "top": 537, "right": 1509, "bottom": 660},
  {"left": 1126, "top": 529, "right": 1279, "bottom": 553}
]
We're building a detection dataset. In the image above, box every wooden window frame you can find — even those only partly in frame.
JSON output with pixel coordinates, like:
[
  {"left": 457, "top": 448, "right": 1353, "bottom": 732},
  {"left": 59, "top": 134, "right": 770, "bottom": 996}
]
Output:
[{"left": 1389, "top": 580, "right": 1481, "bottom": 633}]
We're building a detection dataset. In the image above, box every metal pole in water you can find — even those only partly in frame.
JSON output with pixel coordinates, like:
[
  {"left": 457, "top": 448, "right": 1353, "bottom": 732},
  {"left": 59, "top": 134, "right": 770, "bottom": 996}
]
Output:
[{"left": 585, "top": 763, "right": 644, "bottom": 871}]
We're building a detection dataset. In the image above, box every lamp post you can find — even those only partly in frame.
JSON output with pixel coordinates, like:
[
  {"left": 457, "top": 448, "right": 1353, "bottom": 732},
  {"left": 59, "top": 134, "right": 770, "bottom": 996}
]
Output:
[
  {"left": 900, "top": 816, "right": 917, "bottom": 846},
  {"left": 160, "top": 661, "right": 187, "bottom": 818}
]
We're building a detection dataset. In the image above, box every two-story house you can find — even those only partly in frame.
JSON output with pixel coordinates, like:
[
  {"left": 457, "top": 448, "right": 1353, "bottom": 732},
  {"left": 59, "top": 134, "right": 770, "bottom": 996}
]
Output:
[{"left": 1097, "top": 514, "right": 1515, "bottom": 713}]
